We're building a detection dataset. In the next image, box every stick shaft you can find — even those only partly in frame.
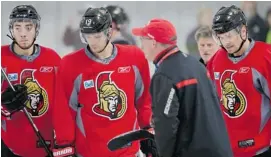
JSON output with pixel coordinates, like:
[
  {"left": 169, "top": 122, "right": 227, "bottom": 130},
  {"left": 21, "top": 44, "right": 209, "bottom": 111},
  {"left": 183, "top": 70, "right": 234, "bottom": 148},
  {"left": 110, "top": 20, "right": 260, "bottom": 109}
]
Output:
[{"left": 1, "top": 67, "right": 53, "bottom": 157}]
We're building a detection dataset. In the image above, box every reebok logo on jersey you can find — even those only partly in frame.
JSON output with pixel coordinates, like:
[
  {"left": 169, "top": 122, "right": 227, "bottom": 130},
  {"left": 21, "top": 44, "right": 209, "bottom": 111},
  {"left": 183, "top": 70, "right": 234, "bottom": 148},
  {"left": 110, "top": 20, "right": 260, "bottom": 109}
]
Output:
[
  {"left": 8, "top": 73, "right": 18, "bottom": 81},
  {"left": 118, "top": 66, "right": 131, "bottom": 73},
  {"left": 40, "top": 66, "right": 53, "bottom": 73},
  {"left": 214, "top": 72, "right": 220, "bottom": 80},
  {"left": 84, "top": 80, "right": 94, "bottom": 89},
  {"left": 239, "top": 67, "right": 250, "bottom": 73}
]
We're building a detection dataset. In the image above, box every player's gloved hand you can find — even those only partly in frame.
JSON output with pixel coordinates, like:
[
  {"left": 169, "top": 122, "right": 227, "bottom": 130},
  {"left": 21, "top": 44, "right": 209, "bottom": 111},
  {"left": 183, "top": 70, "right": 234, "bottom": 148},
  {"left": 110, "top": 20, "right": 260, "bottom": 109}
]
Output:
[
  {"left": 1, "top": 84, "right": 28, "bottom": 116},
  {"left": 53, "top": 144, "right": 76, "bottom": 157},
  {"left": 140, "top": 126, "right": 159, "bottom": 157}
]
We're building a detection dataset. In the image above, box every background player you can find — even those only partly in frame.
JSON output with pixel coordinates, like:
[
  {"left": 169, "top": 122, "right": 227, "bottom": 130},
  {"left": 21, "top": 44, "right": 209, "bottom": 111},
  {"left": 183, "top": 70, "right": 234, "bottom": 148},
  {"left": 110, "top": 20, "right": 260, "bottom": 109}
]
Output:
[{"left": 105, "top": 5, "right": 137, "bottom": 45}]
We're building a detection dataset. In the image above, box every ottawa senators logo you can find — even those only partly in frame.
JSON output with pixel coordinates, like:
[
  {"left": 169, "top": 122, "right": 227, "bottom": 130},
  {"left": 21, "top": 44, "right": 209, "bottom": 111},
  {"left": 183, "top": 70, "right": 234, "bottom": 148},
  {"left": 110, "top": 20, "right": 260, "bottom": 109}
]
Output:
[
  {"left": 92, "top": 72, "right": 127, "bottom": 120},
  {"left": 220, "top": 70, "right": 247, "bottom": 118},
  {"left": 20, "top": 69, "right": 49, "bottom": 117}
]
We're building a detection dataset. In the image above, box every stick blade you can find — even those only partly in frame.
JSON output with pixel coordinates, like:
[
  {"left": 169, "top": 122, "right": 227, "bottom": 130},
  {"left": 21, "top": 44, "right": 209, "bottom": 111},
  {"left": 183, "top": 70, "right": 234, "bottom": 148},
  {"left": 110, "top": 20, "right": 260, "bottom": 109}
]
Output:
[{"left": 107, "top": 129, "right": 154, "bottom": 151}]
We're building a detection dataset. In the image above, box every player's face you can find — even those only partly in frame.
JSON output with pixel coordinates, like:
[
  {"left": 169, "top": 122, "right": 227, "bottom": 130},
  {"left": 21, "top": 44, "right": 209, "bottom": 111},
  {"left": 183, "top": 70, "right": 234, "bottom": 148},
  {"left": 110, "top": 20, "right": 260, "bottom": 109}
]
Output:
[
  {"left": 84, "top": 31, "right": 108, "bottom": 53},
  {"left": 139, "top": 36, "right": 155, "bottom": 61},
  {"left": 197, "top": 37, "right": 219, "bottom": 63},
  {"left": 216, "top": 29, "right": 242, "bottom": 54},
  {"left": 12, "top": 21, "right": 36, "bottom": 49}
]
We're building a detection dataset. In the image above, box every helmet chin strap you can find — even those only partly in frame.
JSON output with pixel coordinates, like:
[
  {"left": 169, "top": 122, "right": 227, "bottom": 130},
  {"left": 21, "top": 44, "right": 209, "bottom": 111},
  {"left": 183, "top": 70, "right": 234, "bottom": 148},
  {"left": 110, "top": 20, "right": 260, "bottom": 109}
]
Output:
[
  {"left": 7, "top": 29, "right": 37, "bottom": 51},
  {"left": 92, "top": 29, "right": 113, "bottom": 54},
  {"left": 220, "top": 38, "right": 246, "bottom": 56},
  {"left": 219, "top": 28, "right": 247, "bottom": 56},
  {"left": 96, "top": 38, "right": 111, "bottom": 54},
  {"left": 231, "top": 34, "right": 246, "bottom": 55}
]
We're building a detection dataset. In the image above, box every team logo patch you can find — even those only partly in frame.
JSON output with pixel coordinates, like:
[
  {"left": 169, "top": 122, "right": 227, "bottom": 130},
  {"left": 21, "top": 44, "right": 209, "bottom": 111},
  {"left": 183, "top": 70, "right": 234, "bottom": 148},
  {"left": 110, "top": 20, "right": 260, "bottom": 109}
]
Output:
[
  {"left": 220, "top": 70, "right": 247, "bottom": 118},
  {"left": 84, "top": 80, "right": 94, "bottom": 89},
  {"left": 20, "top": 69, "right": 49, "bottom": 117},
  {"left": 214, "top": 72, "right": 220, "bottom": 80},
  {"left": 8, "top": 73, "right": 18, "bottom": 81},
  {"left": 92, "top": 72, "right": 127, "bottom": 120}
]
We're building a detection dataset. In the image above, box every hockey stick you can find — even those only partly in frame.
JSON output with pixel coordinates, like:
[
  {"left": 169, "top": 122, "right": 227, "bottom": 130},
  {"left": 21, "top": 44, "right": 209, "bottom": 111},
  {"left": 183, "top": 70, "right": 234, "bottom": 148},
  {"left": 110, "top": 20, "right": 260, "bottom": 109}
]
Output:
[
  {"left": 1, "top": 67, "right": 53, "bottom": 157},
  {"left": 107, "top": 129, "right": 154, "bottom": 151}
]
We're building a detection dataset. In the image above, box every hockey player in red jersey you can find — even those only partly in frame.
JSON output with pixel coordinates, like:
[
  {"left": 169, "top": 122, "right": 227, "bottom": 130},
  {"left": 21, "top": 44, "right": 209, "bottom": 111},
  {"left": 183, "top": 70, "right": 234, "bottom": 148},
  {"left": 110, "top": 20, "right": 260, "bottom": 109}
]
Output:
[
  {"left": 1, "top": 5, "right": 61, "bottom": 157},
  {"left": 52, "top": 7, "right": 152, "bottom": 157},
  {"left": 208, "top": 5, "right": 271, "bottom": 157}
]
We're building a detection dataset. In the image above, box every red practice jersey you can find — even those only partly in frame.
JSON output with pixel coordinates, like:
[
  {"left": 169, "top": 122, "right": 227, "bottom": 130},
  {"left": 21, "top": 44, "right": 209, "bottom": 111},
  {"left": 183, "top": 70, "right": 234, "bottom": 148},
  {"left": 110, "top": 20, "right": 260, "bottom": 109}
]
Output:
[
  {"left": 207, "top": 40, "right": 271, "bottom": 157},
  {"left": 1, "top": 44, "right": 61, "bottom": 157},
  {"left": 53, "top": 44, "right": 152, "bottom": 157}
]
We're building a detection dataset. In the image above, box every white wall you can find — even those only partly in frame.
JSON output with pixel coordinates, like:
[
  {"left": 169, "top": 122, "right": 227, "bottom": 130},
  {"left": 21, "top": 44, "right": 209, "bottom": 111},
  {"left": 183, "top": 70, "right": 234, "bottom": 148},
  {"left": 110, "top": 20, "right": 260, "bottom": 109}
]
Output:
[{"left": 2, "top": 1, "right": 270, "bottom": 57}]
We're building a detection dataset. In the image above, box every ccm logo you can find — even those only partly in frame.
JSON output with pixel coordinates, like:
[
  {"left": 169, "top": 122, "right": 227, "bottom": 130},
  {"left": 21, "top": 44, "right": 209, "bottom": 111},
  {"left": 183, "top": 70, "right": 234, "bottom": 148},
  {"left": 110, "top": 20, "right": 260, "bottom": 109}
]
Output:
[
  {"left": 40, "top": 66, "right": 53, "bottom": 73},
  {"left": 118, "top": 66, "right": 131, "bottom": 73},
  {"left": 53, "top": 147, "right": 74, "bottom": 157}
]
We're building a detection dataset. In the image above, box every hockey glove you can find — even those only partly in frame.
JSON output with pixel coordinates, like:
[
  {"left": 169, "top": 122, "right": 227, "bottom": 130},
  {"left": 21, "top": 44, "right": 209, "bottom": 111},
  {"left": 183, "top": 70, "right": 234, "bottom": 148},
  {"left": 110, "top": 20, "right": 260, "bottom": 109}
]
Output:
[
  {"left": 1, "top": 84, "right": 28, "bottom": 116},
  {"left": 140, "top": 127, "right": 159, "bottom": 157}
]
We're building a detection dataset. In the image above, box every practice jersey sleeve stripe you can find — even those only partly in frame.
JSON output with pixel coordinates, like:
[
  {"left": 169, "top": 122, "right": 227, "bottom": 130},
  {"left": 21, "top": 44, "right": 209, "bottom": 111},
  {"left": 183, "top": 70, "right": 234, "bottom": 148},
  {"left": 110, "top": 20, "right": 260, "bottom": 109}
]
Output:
[
  {"left": 133, "top": 65, "right": 144, "bottom": 105},
  {"left": 69, "top": 74, "right": 82, "bottom": 112}
]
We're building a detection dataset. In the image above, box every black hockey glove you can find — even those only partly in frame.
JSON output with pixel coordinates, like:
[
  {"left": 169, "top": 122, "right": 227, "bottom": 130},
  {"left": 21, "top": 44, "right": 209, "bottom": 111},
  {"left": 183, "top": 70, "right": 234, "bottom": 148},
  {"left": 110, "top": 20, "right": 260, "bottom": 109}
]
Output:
[
  {"left": 140, "top": 127, "right": 159, "bottom": 157},
  {"left": 1, "top": 84, "right": 28, "bottom": 116}
]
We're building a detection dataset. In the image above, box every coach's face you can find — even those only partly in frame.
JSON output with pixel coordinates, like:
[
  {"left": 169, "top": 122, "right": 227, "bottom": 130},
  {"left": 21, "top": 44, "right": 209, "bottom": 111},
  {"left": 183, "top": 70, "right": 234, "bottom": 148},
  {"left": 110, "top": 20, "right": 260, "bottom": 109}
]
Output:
[
  {"left": 197, "top": 37, "right": 219, "bottom": 63},
  {"left": 139, "top": 36, "right": 156, "bottom": 61}
]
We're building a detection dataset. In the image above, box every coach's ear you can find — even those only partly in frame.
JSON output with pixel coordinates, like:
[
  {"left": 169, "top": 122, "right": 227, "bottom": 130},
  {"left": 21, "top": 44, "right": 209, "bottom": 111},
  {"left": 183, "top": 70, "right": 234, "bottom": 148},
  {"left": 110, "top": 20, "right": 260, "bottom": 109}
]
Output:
[{"left": 152, "top": 39, "right": 157, "bottom": 48}]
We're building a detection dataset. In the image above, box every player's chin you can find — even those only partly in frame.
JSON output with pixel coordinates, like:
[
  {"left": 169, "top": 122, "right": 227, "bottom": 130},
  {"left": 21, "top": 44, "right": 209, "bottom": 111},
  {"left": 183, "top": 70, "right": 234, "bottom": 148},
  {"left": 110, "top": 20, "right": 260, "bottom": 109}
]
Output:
[
  {"left": 18, "top": 43, "right": 32, "bottom": 49},
  {"left": 202, "top": 57, "right": 208, "bottom": 63},
  {"left": 96, "top": 50, "right": 104, "bottom": 53},
  {"left": 226, "top": 49, "right": 235, "bottom": 54},
  {"left": 90, "top": 47, "right": 102, "bottom": 53}
]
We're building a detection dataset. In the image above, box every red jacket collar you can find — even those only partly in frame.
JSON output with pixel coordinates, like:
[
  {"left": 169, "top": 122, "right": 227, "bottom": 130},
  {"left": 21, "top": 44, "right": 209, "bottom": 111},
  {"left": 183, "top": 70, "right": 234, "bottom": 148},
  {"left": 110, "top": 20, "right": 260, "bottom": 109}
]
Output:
[{"left": 153, "top": 45, "right": 179, "bottom": 66}]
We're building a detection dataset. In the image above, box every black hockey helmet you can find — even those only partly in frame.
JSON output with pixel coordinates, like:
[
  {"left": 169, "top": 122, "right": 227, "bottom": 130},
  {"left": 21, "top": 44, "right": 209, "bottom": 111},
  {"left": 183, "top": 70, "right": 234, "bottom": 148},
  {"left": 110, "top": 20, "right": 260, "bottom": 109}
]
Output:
[
  {"left": 8, "top": 5, "right": 41, "bottom": 49},
  {"left": 9, "top": 5, "right": 41, "bottom": 29},
  {"left": 10, "top": 5, "right": 40, "bottom": 20},
  {"left": 80, "top": 7, "right": 112, "bottom": 34},
  {"left": 212, "top": 5, "right": 247, "bottom": 34},
  {"left": 105, "top": 5, "right": 129, "bottom": 25}
]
